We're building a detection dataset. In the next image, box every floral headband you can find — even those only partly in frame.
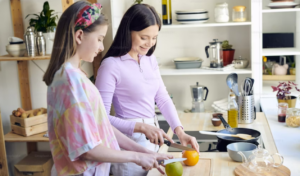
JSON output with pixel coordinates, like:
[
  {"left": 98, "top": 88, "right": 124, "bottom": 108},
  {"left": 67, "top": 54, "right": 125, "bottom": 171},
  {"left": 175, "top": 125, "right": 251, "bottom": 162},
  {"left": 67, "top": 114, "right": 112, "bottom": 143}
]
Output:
[{"left": 74, "top": 3, "right": 102, "bottom": 31}]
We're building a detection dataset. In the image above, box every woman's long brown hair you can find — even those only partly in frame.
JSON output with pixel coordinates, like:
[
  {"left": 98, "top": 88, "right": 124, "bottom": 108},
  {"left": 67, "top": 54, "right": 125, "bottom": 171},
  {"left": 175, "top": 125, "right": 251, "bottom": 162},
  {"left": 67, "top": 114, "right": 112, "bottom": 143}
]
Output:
[{"left": 43, "top": 1, "right": 107, "bottom": 86}]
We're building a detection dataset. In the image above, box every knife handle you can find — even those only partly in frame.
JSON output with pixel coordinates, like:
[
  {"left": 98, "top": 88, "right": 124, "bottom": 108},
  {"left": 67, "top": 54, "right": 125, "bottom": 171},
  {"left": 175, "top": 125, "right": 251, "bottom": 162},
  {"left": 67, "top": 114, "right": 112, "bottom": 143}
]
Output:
[
  {"left": 146, "top": 138, "right": 171, "bottom": 146},
  {"left": 157, "top": 160, "right": 164, "bottom": 165}
]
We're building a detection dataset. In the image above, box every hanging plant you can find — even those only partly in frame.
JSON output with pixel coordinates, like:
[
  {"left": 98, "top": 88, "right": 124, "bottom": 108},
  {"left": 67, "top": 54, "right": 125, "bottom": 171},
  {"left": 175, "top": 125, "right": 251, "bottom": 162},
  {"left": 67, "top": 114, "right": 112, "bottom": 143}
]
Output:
[{"left": 25, "top": 1, "right": 58, "bottom": 33}]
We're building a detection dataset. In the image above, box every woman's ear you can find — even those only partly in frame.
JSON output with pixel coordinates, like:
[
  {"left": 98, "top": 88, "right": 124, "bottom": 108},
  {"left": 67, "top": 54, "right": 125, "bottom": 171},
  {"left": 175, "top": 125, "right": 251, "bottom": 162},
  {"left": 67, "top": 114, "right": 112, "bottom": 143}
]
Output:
[{"left": 75, "top": 29, "right": 84, "bottom": 45}]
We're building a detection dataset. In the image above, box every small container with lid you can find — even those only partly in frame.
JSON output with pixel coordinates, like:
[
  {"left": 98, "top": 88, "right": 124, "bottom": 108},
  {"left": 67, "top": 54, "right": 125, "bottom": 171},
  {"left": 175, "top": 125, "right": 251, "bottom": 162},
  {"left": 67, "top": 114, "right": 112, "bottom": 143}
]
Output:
[
  {"left": 286, "top": 108, "right": 300, "bottom": 128},
  {"left": 278, "top": 102, "right": 288, "bottom": 122},
  {"left": 232, "top": 6, "right": 247, "bottom": 22},
  {"left": 214, "top": 2, "right": 229, "bottom": 23}
]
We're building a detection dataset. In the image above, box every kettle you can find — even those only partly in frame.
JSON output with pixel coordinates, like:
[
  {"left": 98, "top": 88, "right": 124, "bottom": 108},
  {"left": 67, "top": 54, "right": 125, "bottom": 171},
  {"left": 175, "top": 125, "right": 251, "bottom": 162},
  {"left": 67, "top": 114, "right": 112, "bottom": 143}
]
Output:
[
  {"left": 190, "top": 82, "right": 209, "bottom": 112},
  {"left": 238, "top": 145, "right": 284, "bottom": 173},
  {"left": 205, "top": 39, "right": 223, "bottom": 68}
]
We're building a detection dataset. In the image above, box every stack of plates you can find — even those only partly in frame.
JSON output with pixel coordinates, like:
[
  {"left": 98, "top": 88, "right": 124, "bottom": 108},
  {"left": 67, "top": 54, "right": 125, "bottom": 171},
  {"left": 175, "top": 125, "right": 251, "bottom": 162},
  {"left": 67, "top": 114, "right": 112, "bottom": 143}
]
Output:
[
  {"left": 268, "top": 1, "right": 299, "bottom": 9},
  {"left": 175, "top": 9, "right": 209, "bottom": 24},
  {"left": 173, "top": 57, "right": 203, "bottom": 69}
]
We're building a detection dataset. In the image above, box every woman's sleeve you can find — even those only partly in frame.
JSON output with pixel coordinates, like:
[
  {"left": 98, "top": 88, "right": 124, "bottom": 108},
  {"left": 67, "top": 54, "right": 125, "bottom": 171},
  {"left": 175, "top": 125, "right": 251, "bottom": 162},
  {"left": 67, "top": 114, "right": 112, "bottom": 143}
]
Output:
[
  {"left": 152, "top": 56, "right": 183, "bottom": 133},
  {"left": 95, "top": 59, "right": 136, "bottom": 136}
]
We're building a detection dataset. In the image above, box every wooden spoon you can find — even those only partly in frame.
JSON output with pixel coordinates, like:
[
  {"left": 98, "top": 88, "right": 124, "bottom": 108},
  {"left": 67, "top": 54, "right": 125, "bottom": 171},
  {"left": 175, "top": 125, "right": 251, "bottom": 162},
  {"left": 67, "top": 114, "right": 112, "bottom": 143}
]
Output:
[{"left": 199, "top": 131, "right": 254, "bottom": 140}]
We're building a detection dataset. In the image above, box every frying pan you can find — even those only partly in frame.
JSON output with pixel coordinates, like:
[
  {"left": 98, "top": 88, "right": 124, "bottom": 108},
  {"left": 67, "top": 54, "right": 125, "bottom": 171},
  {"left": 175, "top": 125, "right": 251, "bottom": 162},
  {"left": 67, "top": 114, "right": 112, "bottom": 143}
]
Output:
[{"left": 217, "top": 115, "right": 261, "bottom": 143}]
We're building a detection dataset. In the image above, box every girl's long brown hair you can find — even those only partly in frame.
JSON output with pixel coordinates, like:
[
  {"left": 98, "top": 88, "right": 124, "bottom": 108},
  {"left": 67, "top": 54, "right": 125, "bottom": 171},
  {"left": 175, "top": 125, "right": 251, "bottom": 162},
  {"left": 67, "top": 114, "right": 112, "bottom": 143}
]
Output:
[{"left": 43, "top": 1, "right": 107, "bottom": 86}]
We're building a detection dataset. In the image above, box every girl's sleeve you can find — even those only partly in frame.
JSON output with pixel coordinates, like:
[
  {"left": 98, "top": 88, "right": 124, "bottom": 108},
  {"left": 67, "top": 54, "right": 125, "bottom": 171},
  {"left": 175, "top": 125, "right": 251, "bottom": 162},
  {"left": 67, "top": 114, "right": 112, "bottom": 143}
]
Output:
[
  {"left": 55, "top": 79, "right": 102, "bottom": 161},
  {"left": 95, "top": 58, "right": 136, "bottom": 136}
]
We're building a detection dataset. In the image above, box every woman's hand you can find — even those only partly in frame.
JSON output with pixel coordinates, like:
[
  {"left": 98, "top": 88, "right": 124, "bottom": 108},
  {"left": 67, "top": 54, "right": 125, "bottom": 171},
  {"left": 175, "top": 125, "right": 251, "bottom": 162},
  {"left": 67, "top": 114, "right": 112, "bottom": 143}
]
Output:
[
  {"left": 134, "top": 152, "right": 172, "bottom": 173},
  {"left": 135, "top": 123, "right": 174, "bottom": 146},
  {"left": 175, "top": 127, "right": 199, "bottom": 153}
]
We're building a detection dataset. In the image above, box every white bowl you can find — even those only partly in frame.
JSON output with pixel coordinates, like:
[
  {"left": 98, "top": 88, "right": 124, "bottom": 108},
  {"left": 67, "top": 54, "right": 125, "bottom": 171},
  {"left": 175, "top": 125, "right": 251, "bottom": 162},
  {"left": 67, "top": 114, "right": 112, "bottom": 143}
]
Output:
[
  {"left": 6, "top": 48, "right": 26, "bottom": 57},
  {"left": 177, "top": 13, "right": 209, "bottom": 20},
  {"left": 6, "top": 43, "right": 26, "bottom": 50}
]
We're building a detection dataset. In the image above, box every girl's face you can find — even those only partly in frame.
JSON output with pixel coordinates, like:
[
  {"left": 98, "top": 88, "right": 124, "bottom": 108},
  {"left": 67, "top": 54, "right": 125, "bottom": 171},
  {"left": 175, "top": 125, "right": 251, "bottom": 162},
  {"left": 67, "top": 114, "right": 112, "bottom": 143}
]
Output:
[
  {"left": 75, "top": 24, "right": 108, "bottom": 62},
  {"left": 131, "top": 25, "right": 159, "bottom": 56}
]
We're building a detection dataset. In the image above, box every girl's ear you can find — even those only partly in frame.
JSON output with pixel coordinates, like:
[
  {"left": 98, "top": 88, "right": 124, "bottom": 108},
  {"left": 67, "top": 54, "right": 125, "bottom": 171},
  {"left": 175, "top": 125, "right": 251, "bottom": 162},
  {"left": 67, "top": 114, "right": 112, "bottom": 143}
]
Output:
[{"left": 75, "top": 29, "right": 84, "bottom": 45}]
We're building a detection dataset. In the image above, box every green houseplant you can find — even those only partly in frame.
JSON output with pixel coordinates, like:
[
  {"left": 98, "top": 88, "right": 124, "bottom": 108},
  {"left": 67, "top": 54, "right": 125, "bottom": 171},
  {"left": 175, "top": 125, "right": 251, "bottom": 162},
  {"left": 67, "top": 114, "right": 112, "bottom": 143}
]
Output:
[
  {"left": 134, "top": 0, "right": 143, "bottom": 4},
  {"left": 222, "top": 40, "right": 235, "bottom": 66},
  {"left": 25, "top": 1, "right": 58, "bottom": 32}
]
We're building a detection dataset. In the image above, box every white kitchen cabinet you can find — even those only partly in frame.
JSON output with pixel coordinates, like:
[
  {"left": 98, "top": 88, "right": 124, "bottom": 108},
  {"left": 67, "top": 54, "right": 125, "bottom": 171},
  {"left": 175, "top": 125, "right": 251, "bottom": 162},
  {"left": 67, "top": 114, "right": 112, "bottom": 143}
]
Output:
[{"left": 261, "top": 0, "right": 300, "bottom": 98}]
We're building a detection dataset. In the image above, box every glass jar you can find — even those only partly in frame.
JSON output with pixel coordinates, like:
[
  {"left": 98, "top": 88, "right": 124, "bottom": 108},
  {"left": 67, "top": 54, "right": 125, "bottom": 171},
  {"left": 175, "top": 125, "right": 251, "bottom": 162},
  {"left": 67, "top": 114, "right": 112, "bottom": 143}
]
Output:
[
  {"left": 286, "top": 108, "right": 300, "bottom": 128},
  {"left": 215, "top": 2, "right": 229, "bottom": 23},
  {"left": 278, "top": 103, "right": 288, "bottom": 122},
  {"left": 232, "top": 6, "right": 247, "bottom": 22}
]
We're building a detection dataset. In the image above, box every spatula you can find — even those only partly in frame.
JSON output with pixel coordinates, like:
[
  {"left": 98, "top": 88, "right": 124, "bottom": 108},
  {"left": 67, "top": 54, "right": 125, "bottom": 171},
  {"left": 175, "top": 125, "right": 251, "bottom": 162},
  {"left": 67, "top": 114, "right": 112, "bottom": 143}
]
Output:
[{"left": 199, "top": 131, "right": 254, "bottom": 140}]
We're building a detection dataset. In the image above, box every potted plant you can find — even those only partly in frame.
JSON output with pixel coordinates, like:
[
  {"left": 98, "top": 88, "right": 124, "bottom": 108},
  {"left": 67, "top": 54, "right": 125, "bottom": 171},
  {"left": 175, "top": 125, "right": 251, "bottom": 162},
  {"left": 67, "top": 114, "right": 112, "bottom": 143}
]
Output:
[
  {"left": 222, "top": 40, "right": 235, "bottom": 66},
  {"left": 26, "top": 1, "right": 58, "bottom": 54},
  {"left": 134, "top": 0, "right": 143, "bottom": 4},
  {"left": 272, "top": 81, "right": 300, "bottom": 108},
  {"left": 287, "top": 56, "right": 296, "bottom": 75}
]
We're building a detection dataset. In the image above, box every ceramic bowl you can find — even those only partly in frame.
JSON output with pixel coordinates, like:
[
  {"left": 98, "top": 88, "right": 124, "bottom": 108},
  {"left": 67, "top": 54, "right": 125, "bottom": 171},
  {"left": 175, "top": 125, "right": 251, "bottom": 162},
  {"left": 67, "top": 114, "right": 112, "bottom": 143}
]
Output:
[{"left": 227, "top": 142, "right": 257, "bottom": 162}]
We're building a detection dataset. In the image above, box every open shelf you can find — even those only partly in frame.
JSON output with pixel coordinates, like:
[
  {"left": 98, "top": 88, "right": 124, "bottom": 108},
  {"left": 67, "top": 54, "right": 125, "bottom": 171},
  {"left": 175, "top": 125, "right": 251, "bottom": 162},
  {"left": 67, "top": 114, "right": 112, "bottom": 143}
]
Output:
[
  {"left": 159, "top": 66, "right": 252, "bottom": 76},
  {"left": 263, "top": 75, "right": 295, "bottom": 81},
  {"left": 262, "top": 48, "right": 300, "bottom": 56},
  {"left": 0, "top": 55, "right": 51, "bottom": 61},
  {"left": 4, "top": 132, "right": 49, "bottom": 142},
  {"left": 262, "top": 8, "right": 300, "bottom": 13},
  {"left": 161, "top": 21, "right": 252, "bottom": 29}
]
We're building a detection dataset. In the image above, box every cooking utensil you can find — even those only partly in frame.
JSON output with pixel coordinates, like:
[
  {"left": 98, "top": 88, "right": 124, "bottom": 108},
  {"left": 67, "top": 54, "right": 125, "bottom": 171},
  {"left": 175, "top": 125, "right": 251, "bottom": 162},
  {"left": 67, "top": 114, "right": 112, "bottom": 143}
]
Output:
[
  {"left": 164, "top": 140, "right": 195, "bottom": 151},
  {"left": 226, "top": 73, "right": 239, "bottom": 96},
  {"left": 246, "top": 77, "right": 254, "bottom": 95},
  {"left": 190, "top": 82, "right": 209, "bottom": 112},
  {"left": 227, "top": 142, "right": 257, "bottom": 162},
  {"left": 213, "top": 114, "right": 261, "bottom": 151},
  {"left": 157, "top": 158, "right": 187, "bottom": 165},
  {"left": 199, "top": 131, "right": 254, "bottom": 140}
]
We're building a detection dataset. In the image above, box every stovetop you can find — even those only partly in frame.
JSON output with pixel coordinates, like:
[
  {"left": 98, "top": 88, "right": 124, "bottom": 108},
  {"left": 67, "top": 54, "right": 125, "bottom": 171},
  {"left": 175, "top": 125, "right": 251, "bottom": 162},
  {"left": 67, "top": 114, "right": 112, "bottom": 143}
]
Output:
[{"left": 158, "top": 121, "right": 265, "bottom": 152}]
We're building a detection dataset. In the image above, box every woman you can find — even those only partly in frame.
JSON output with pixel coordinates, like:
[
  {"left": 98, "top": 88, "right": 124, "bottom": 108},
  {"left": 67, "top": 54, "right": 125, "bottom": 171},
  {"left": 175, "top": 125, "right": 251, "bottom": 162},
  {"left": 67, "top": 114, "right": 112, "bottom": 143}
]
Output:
[
  {"left": 95, "top": 4, "right": 199, "bottom": 176},
  {"left": 43, "top": 2, "right": 172, "bottom": 176}
]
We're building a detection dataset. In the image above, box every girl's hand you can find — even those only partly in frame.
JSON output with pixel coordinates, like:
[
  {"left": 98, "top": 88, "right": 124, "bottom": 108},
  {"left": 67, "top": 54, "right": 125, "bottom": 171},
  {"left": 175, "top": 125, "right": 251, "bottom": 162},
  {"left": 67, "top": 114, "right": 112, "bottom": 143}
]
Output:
[
  {"left": 134, "top": 153, "right": 160, "bottom": 171},
  {"left": 175, "top": 128, "right": 199, "bottom": 153},
  {"left": 140, "top": 123, "right": 174, "bottom": 146}
]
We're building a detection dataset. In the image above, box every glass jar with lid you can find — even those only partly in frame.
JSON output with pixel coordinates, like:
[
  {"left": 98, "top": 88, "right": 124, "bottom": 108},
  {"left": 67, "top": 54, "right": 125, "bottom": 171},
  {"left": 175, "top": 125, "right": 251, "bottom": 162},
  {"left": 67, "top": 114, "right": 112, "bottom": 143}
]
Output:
[
  {"left": 215, "top": 2, "right": 229, "bottom": 23},
  {"left": 232, "top": 6, "right": 247, "bottom": 22},
  {"left": 286, "top": 108, "right": 300, "bottom": 127}
]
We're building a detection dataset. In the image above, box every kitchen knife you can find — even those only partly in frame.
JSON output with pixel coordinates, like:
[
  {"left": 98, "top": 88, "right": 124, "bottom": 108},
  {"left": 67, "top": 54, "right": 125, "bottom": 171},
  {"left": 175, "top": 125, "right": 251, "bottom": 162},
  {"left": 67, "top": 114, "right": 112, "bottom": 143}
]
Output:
[
  {"left": 146, "top": 138, "right": 195, "bottom": 151},
  {"left": 157, "top": 158, "right": 187, "bottom": 165},
  {"left": 164, "top": 140, "right": 195, "bottom": 151}
]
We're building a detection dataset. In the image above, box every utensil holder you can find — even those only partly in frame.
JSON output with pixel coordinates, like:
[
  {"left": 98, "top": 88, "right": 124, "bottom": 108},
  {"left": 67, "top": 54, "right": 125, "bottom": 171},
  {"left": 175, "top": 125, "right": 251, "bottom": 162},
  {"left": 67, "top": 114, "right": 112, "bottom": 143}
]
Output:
[{"left": 237, "top": 95, "right": 256, "bottom": 124}]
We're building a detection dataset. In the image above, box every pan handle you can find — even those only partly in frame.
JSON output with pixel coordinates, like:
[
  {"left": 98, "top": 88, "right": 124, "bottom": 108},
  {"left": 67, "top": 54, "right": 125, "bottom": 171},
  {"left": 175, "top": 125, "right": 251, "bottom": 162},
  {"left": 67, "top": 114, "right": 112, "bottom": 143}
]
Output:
[{"left": 217, "top": 114, "right": 232, "bottom": 130}]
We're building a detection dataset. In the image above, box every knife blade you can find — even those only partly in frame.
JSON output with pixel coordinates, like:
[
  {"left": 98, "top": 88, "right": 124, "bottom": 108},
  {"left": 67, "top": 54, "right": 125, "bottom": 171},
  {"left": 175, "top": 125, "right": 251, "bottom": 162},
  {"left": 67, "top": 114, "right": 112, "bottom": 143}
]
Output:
[
  {"left": 164, "top": 140, "right": 195, "bottom": 151},
  {"left": 157, "top": 158, "right": 187, "bottom": 165}
]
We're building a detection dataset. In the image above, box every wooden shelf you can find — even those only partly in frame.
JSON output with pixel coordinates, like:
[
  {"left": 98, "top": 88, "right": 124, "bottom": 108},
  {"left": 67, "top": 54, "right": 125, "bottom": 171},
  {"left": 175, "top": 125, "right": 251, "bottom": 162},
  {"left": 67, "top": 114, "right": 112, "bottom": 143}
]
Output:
[
  {"left": 4, "top": 132, "right": 49, "bottom": 142},
  {"left": 161, "top": 21, "right": 252, "bottom": 29},
  {"left": 263, "top": 75, "right": 295, "bottom": 81},
  {"left": 0, "top": 55, "right": 51, "bottom": 61},
  {"left": 262, "top": 8, "right": 300, "bottom": 13},
  {"left": 262, "top": 48, "right": 300, "bottom": 56},
  {"left": 159, "top": 66, "right": 252, "bottom": 76}
]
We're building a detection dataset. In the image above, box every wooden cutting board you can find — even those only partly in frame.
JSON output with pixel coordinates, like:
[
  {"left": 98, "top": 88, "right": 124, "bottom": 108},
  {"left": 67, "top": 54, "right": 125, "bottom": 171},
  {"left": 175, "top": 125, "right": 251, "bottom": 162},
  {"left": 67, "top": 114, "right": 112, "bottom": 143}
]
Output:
[
  {"left": 234, "top": 164, "right": 291, "bottom": 176},
  {"left": 147, "top": 158, "right": 212, "bottom": 176}
]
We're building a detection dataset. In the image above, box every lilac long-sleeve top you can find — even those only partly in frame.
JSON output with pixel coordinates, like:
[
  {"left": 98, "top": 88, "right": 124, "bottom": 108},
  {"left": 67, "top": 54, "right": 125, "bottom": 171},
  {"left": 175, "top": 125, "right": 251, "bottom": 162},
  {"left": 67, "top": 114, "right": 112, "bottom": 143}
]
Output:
[{"left": 95, "top": 53, "right": 182, "bottom": 136}]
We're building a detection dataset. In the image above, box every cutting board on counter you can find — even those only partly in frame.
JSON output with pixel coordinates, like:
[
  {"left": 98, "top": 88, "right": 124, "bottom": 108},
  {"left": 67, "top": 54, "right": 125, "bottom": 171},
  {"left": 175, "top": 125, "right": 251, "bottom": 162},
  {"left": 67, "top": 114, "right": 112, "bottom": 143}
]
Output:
[
  {"left": 147, "top": 158, "right": 212, "bottom": 176},
  {"left": 234, "top": 164, "right": 291, "bottom": 176}
]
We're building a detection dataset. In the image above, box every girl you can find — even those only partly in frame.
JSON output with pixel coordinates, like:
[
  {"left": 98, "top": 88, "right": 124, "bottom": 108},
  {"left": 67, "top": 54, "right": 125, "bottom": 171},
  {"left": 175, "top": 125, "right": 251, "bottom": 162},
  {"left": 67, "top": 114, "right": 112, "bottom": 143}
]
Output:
[
  {"left": 43, "top": 1, "right": 171, "bottom": 176},
  {"left": 95, "top": 4, "right": 199, "bottom": 176}
]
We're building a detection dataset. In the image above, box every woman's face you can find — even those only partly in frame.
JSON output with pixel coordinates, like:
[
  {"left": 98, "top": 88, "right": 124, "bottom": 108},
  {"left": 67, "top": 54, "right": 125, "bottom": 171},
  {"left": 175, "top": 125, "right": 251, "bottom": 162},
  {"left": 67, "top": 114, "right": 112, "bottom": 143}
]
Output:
[
  {"left": 76, "top": 24, "right": 108, "bottom": 62},
  {"left": 131, "top": 25, "right": 159, "bottom": 56}
]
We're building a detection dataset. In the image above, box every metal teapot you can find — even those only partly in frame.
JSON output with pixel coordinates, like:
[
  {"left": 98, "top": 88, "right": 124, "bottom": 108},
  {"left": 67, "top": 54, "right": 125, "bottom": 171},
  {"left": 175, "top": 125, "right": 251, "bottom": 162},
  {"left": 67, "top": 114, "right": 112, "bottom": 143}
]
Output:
[{"left": 238, "top": 145, "right": 284, "bottom": 173}]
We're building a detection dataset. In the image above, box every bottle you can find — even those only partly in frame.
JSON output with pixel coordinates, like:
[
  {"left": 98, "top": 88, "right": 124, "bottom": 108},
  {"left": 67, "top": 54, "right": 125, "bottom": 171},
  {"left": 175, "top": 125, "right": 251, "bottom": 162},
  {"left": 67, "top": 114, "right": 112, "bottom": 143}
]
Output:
[
  {"left": 162, "top": 0, "right": 172, "bottom": 25},
  {"left": 24, "top": 27, "right": 37, "bottom": 57},
  {"left": 228, "top": 90, "right": 238, "bottom": 128},
  {"left": 36, "top": 32, "right": 46, "bottom": 56}
]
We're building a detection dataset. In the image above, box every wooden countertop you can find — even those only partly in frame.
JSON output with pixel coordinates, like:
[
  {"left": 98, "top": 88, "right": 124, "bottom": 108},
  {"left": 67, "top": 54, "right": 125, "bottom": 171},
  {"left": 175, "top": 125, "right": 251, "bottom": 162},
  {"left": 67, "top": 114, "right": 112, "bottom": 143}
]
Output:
[{"left": 147, "top": 112, "right": 277, "bottom": 176}]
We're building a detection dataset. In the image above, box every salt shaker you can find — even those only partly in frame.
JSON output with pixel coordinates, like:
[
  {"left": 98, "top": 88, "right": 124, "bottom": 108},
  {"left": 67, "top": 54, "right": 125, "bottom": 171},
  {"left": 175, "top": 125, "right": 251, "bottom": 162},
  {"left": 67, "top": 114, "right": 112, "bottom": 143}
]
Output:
[
  {"left": 36, "top": 32, "right": 46, "bottom": 56},
  {"left": 215, "top": 2, "right": 229, "bottom": 23}
]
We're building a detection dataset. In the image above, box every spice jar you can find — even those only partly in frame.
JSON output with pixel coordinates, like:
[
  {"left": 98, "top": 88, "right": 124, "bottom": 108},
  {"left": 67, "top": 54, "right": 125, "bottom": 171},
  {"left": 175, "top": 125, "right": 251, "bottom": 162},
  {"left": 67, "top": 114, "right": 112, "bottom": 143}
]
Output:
[
  {"left": 232, "top": 6, "right": 247, "bottom": 22},
  {"left": 286, "top": 108, "right": 300, "bottom": 128},
  {"left": 278, "top": 103, "right": 288, "bottom": 122},
  {"left": 215, "top": 2, "right": 229, "bottom": 23}
]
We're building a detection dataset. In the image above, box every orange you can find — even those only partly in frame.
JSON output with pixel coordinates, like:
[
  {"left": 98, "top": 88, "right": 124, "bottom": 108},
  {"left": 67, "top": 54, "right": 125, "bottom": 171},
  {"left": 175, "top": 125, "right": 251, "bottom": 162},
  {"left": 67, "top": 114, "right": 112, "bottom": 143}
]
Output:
[
  {"left": 165, "top": 161, "right": 183, "bottom": 176},
  {"left": 182, "top": 150, "right": 199, "bottom": 166}
]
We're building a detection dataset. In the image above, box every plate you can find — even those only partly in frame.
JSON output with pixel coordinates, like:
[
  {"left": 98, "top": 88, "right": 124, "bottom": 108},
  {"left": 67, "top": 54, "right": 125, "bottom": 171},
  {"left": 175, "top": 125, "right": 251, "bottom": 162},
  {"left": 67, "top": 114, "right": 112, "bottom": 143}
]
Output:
[
  {"left": 268, "top": 2, "right": 298, "bottom": 6},
  {"left": 176, "top": 18, "right": 209, "bottom": 24},
  {"left": 175, "top": 9, "right": 208, "bottom": 14},
  {"left": 267, "top": 4, "right": 298, "bottom": 8}
]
